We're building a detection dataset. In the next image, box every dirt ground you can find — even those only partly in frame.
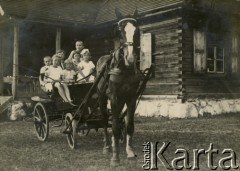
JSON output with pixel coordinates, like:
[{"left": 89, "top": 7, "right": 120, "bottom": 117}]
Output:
[{"left": 0, "top": 114, "right": 239, "bottom": 171}]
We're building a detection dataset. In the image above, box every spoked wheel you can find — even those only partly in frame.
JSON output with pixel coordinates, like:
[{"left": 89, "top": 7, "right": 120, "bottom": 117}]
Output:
[
  {"left": 33, "top": 102, "right": 49, "bottom": 141},
  {"left": 65, "top": 113, "right": 77, "bottom": 149}
]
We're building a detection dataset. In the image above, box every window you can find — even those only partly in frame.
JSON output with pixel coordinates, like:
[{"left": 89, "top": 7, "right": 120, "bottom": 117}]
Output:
[
  {"left": 193, "top": 30, "right": 225, "bottom": 74},
  {"left": 140, "top": 33, "right": 152, "bottom": 70},
  {"left": 207, "top": 46, "right": 224, "bottom": 73}
]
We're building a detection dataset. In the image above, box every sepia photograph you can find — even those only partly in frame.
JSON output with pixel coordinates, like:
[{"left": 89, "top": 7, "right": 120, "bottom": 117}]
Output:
[{"left": 0, "top": 0, "right": 239, "bottom": 170}]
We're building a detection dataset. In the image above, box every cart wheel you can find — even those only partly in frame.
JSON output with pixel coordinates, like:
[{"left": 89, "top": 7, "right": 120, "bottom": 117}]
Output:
[
  {"left": 33, "top": 102, "right": 49, "bottom": 142},
  {"left": 65, "top": 113, "right": 77, "bottom": 149}
]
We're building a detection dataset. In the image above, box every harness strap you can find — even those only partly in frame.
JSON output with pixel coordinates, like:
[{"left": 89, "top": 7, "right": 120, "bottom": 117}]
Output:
[{"left": 123, "top": 42, "right": 134, "bottom": 46}]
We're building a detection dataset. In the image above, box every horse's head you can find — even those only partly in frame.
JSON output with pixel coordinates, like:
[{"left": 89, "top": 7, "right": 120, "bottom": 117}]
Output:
[{"left": 115, "top": 8, "right": 138, "bottom": 67}]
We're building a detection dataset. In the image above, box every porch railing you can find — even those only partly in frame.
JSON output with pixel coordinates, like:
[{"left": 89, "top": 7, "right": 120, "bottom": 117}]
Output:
[{"left": 3, "top": 75, "right": 44, "bottom": 98}]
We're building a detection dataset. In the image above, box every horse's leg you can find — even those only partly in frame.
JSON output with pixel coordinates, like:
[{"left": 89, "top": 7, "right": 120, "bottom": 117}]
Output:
[
  {"left": 125, "top": 97, "right": 137, "bottom": 159},
  {"left": 110, "top": 97, "right": 125, "bottom": 166},
  {"left": 99, "top": 94, "right": 111, "bottom": 154}
]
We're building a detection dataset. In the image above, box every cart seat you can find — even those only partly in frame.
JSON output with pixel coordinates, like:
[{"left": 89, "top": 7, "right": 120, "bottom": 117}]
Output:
[{"left": 32, "top": 82, "right": 98, "bottom": 108}]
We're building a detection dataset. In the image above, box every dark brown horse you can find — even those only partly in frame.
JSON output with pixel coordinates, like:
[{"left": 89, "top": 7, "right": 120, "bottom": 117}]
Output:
[{"left": 96, "top": 9, "right": 140, "bottom": 166}]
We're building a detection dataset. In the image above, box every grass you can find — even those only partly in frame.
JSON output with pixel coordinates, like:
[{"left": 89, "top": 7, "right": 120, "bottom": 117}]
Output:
[{"left": 0, "top": 114, "right": 239, "bottom": 171}]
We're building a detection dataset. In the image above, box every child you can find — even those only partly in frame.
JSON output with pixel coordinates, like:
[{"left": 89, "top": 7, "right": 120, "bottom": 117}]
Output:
[
  {"left": 77, "top": 49, "right": 95, "bottom": 82},
  {"left": 39, "top": 56, "right": 52, "bottom": 91},
  {"left": 61, "top": 59, "right": 76, "bottom": 84},
  {"left": 56, "top": 50, "right": 65, "bottom": 69},
  {"left": 44, "top": 56, "right": 73, "bottom": 103},
  {"left": 68, "top": 41, "right": 85, "bottom": 61},
  {"left": 71, "top": 51, "right": 81, "bottom": 71}
]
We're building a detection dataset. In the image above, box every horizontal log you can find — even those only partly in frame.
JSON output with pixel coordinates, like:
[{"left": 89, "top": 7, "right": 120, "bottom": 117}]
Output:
[
  {"left": 155, "top": 57, "right": 181, "bottom": 64},
  {"left": 153, "top": 29, "right": 179, "bottom": 36},
  {"left": 153, "top": 48, "right": 180, "bottom": 56},
  {"left": 148, "top": 27, "right": 180, "bottom": 35},
  {"left": 140, "top": 17, "right": 181, "bottom": 30},
  {"left": 147, "top": 82, "right": 179, "bottom": 86},
  {"left": 185, "top": 85, "right": 240, "bottom": 94},
  {"left": 155, "top": 33, "right": 180, "bottom": 40},
  {"left": 145, "top": 22, "right": 179, "bottom": 30},
  {"left": 155, "top": 67, "right": 180, "bottom": 73},
  {"left": 144, "top": 84, "right": 180, "bottom": 95},
  {"left": 155, "top": 72, "right": 180, "bottom": 78},
  {"left": 149, "top": 78, "right": 182, "bottom": 83},
  {"left": 155, "top": 37, "right": 180, "bottom": 44},
  {"left": 154, "top": 52, "right": 179, "bottom": 57},
  {"left": 155, "top": 61, "right": 180, "bottom": 67},
  {"left": 154, "top": 43, "right": 182, "bottom": 51}
]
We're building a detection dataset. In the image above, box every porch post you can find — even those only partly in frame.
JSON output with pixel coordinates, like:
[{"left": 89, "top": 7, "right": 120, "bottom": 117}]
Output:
[
  {"left": 0, "top": 33, "right": 3, "bottom": 95},
  {"left": 56, "top": 27, "right": 61, "bottom": 53},
  {"left": 12, "top": 23, "right": 19, "bottom": 100}
]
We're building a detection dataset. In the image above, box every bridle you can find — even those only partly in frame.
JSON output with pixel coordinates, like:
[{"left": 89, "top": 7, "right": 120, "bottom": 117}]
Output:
[
  {"left": 117, "top": 18, "right": 137, "bottom": 27},
  {"left": 108, "top": 18, "right": 138, "bottom": 76},
  {"left": 117, "top": 18, "right": 137, "bottom": 45}
]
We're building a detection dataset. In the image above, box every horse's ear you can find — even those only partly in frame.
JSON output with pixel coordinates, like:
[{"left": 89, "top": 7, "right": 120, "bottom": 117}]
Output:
[
  {"left": 133, "top": 8, "right": 138, "bottom": 18},
  {"left": 115, "top": 7, "right": 123, "bottom": 20}
]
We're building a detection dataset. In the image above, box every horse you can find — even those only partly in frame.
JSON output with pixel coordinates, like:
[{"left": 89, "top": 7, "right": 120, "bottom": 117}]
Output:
[{"left": 96, "top": 9, "right": 140, "bottom": 166}]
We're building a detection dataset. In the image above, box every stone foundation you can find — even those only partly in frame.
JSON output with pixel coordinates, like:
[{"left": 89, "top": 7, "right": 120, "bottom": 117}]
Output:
[{"left": 135, "top": 95, "right": 240, "bottom": 118}]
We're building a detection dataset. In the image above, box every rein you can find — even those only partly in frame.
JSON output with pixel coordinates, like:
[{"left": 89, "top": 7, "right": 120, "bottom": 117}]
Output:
[
  {"left": 106, "top": 43, "right": 151, "bottom": 82},
  {"left": 14, "top": 63, "right": 96, "bottom": 84}
]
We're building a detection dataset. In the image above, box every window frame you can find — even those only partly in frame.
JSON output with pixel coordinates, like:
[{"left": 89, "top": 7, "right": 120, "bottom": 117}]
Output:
[
  {"left": 193, "top": 30, "right": 226, "bottom": 74},
  {"left": 207, "top": 45, "right": 225, "bottom": 74}
]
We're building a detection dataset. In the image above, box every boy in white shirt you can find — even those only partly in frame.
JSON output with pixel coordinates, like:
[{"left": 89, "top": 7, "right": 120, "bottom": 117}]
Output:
[
  {"left": 77, "top": 49, "right": 95, "bottom": 82},
  {"left": 68, "top": 41, "right": 85, "bottom": 61}
]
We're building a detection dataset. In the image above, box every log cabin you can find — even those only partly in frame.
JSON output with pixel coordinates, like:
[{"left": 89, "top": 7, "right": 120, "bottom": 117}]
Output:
[{"left": 0, "top": 0, "right": 240, "bottom": 117}]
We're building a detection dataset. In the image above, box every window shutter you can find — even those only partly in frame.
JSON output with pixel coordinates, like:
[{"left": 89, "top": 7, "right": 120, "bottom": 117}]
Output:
[
  {"left": 140, "top": 33, "right": 152, "bottom": 70},
  {"left": 193, "top": 30, "right": 206, "bottom": 73},
  {"left": 232, "top": 35, "right": 238, "bottom": 73}
]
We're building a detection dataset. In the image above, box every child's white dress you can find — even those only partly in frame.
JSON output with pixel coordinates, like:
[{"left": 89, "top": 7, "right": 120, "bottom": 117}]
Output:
[
  {"left": 77, "top": 61, "right": 95, "bottom": 82},
  {"left": 45, "top": 66, "right": 63, "bottom": 91}
]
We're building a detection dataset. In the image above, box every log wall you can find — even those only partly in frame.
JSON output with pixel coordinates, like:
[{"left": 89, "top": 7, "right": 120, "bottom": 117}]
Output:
[
  {"left": 140, "top": 16, "right": 183, "bottom": 96},
  {"left": 182, "top": 9, "right": 240, "bottom": 99}
]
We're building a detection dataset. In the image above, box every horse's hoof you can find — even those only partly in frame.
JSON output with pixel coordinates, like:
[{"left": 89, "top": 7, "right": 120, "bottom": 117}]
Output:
[
  {"left": 126, "top": 147, "right": 136, "bottom": 158},
  {"left": 103, "top": 147, "right": 111, "bottom": 155},
  {"left": 127, "top": 154, "right": 137, "bottom": 159},
  {"left": 110, "top": 159, "right": 120, "bottom": 167}
]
